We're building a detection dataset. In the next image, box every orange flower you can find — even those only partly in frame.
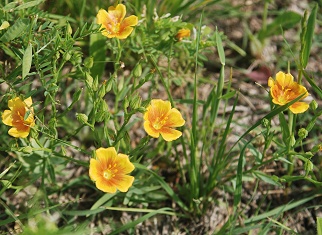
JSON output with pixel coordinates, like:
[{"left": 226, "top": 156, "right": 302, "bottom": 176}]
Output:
[
  {"left": 268, "top": 71, "right": 309, "bottom": 114},
  {"left": 143, "top": 99, "right": 185, "bottom": 141},
  {"left": 176, "top": 28, "right": 190, "bottom": 41},
  {"left": 96, "top": 4, "right": 138, "bottom": 39},
  {"left": 1, "top": 97, "right": 35, "bottom": 138},
  {"left": 89, "top": 147, "right": 135, "bottom": 193}
]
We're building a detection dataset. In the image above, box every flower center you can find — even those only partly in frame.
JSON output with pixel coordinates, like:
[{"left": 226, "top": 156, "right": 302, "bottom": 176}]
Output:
[
  {"left": 153, "top": 116, "right": 168, "bottom": 130},
  {"left": 103, "top": 170, "right": 112, "bottom": 179},
  {"left": 103, "top": 164, "right": 118, "bottom": 180}
]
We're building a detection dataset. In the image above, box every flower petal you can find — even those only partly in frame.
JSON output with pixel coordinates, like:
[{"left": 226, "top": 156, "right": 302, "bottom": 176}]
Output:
[
  {"left": 113, "top": 175, "right": 134, "bottom": 192},
  {"left": 143, "top": 121, "right": 160, "bottom": 138},
  {"left": 96, "top": 147, "right": 117, "bottom": 168},
  {"left": 24, "top": 97, "right": 33, "bottom": 109},
  {"left": 116, "top": 154, "right": 135, "bottom": 174},
  {"left": 289, "top": 102, "right": 309, "bottom": 114},
  {"left": 116, "top": 27, "right": 134, "bottom": 39},
  {"left": 144, "top": 99, "right": 171, "bottom": 122},
  {"left": 2, "top": 110, "right": 13, "bottom": 126},
  {"left": 268, "top": 77, "right": 275, "bottom": 87},
  {"left": 8, "top": 97, "right": 24, "bottom": 111},
  {"left": 122, "top": 15, "right": 138, "bottom": 28},
  {"left": 165, "top": 108, "right": 185, "bottom": 128},
  {"left": 8, "top": 127, "right": 30, "bottom": 138},
  {"left": 108, "top": 4, "right": 126, "bottom": 23},
  {"left": 276, "top": 71, "right": 293, "bottom": 88},
  {"left": 160, "top": 127, "right": 182, "bottom": 141},
  {"left": 95, "top": 177, "right": 117, "bottom": 193},
  {"left": 89, "top": 158, "right": 103, "bottom": 182}
]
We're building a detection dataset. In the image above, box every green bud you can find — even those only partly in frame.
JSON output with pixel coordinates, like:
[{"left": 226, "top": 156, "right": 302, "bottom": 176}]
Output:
[
  {"left": 84, "top": 56, "right": 94, "bottom": 69},
  {"left": 261, "top": 118, "right": 270, "bottom": 128},
  {"left": 93, "top": 75, "right": 99, "bottom": 91},
  {"left": 309, "top": 100, "right": 318, "bottom": 111},
  {"left": 76, "top": 113, "right": 88, "bottom": 124},
  {"left": 133, "top": 63, "right": 142, "bottom": 78},
  {"left": 298, "top": 128, "right": 308, "bottom": 139},
  {"left": 85, "top": 72, "right": 94, "bottom": 90},
  {"left": 98, "top": 85, "right": 106, "bottom": 98},
  {"left": 304, "top": 160, "right": 313, "bottom": 175},
  {"left": 105, "top": 78, "right": 113, "bottom": 93},
  {"left": 96, "top": 101, "right": 109, "bottom": 122},
  {"left": 21, "top": 146, "right": 33, "bottom": 154},
  {"left": 66, "top": 22, "right": 72, "bottom": 35},
  {"left": 129, "top": 94, "right": 142, "bottom": 110},
  {"left": 123, "top": 96, "right": 129, "bottom": 110},
  {"left": 137, "top": 107, "right": 146, "bottom": 113},
  {"left": 63, "top": 51, "right": 71, "bottom": 61}
]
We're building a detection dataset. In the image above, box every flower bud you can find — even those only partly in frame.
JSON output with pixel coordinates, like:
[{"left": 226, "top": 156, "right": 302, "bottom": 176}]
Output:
[
  {"left": 84, "top": 56, "right": 94, "bottom": 69},
  {"left": 133, "top": 63, "right": 142, "bottom": 78},
  {"left": 309, "top": 100, "right": 318, "bottom": 111},
  {"left": 298, "top": 128, "right": 308, "bottom": 139},
  {"left": 76, "top": 113, "right": 88, "bottom": 124}
]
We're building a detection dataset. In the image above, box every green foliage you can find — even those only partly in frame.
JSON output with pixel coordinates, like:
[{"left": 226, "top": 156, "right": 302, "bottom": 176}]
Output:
[{"left": 0, "top": 0, "right": 321, "bottom": 234}]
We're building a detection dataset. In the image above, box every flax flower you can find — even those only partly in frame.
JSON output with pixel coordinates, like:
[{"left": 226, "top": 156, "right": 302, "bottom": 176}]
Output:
[
  {"left": 143, "top": 99, "right": 185, "bottom": 141},
  {"left": 1, "top": 97, "right": 35, "bottom": 138},
  {"left": 96, "top": 4, "right": 138, "bottom": 39},
  {"left": 176, "top": 28, "right": 191, "bottom": 41},
  {"left": 268, "top": 71, "right": 309, "bottom": 114},
  {"left": 89, "top": 147, "right": 135, "bottom": 193}
]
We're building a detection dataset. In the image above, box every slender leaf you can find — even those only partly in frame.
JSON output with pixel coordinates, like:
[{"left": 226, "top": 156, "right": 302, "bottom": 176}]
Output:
[
  {"left": 22, "top": 43, "right": 33, "bottom": 79},
  {"left": 301, "top": 4, "right": 318, "bottom": 68},
  {"left": 14, "top": 0, "right": 45, "bottom": 10},
  {"left": 0, "top": 18, "right": 29, "bottom": 42}
]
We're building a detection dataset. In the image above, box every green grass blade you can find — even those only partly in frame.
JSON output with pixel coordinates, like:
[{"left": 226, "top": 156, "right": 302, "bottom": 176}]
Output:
[
  {"left": 216, "top": 29, "right": 225, "bottom": 65},
  {"left": 317, "top": 217, "right": 322, "bottom": 235},
  {"left": 14, "top": 0, "right": 45, "bottom": 10},
  {"left": 301, "top": 3, "right": 318, "bottom": 68},
  {"left": 62, "top": 208, "right": 106, "bottom": 216},
  {"left": 22, "top": 42, "right": 33, "bottom": 79},
  {"left": 134, "top": 163, "right": 188, "bottom": 212},
  {"left": 244, "top": 193, "right": 319, "bottom": 224},
  {"left": 108, "top": 208, "right": 173, "bottom": 235},
  {"left": 230, "top": 92, "right": 306, "bottom": 152},
  {"left": 302, "top": 69, "right": 322, "bottom": 99}
]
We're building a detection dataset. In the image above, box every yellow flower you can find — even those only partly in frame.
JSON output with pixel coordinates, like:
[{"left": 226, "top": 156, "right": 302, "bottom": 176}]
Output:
[
  {"left": 89, "top": 147, "right": 135, "bottom": 193},
  {"left": 143, "top": 99, "right": 185, "bottom": 141},
  {"left": 176, "top": 28, "right": 191, "bottom": 41},
  {"left": 268, "top": 71, "right": 309, "bottom": 114},
  {"left": 96, "top": 4, "right": 138, "bottom": 39},
  {"left": 1, "top": 97, "right": 35, "bottom": 138}
]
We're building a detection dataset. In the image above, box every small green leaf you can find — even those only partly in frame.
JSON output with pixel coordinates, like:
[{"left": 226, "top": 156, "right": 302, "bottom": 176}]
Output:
[
  {"left": 14, "top": 0, "right": 45, "bottom": 10},
  {"left": 216, "top": 29, "right": 225, "bottom": 65},
  {"left": 0, "top": 18, "right": 29, "bottom": 42},
  {"left": 22, "top": 43, "right": 33, "bottom": 79}
]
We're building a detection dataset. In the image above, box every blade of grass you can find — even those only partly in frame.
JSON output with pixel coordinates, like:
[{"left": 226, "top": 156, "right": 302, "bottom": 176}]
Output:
[
  {"left": 108, "top": 208, "right": 174, "bottom": 235},
  {"left": 300, "top": 3, "right": 318, "bottom": 68},
  {"left": 134, "top": 163, "right": 189, "bottom": 212}
]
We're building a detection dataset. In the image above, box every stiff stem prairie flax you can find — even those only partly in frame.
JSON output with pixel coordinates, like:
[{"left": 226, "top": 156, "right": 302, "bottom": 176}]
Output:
[
  {"left": 143, "top": 99, "right": 185, "bottom": 141},
  {"left": 89, "top": 147, "right": 135, "bottom": 193},
  {"left": 96, "top": 4, "right": 138, "bottom": 39},
  {"left": 1, "top": 97, "right": 35, "bottom": 138},
  {"left": 268, "top": 71, "right": 309, "bottom": 114}
]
